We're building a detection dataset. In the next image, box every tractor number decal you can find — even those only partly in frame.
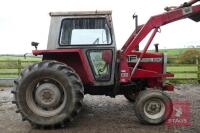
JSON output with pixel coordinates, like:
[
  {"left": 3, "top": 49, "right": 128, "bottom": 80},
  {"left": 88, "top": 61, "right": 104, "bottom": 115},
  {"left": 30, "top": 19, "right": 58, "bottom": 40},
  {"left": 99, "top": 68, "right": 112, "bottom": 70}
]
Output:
[{"left": 128, "top": 55, "right": 162, "bottom": 63}]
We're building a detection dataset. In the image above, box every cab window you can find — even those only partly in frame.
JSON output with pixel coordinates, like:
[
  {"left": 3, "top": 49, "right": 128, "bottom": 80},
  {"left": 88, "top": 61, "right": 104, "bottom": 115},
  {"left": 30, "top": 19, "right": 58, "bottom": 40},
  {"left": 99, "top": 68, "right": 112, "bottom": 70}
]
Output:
[{"left": 60, "top": 18, "right": 112, "bottom": 45}]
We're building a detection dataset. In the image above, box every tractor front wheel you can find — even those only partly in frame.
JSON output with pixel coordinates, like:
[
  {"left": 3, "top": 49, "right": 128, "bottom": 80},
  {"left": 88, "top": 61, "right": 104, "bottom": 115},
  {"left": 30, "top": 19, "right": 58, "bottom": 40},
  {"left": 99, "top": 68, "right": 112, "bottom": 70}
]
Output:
[
  {"left": 12, "top": 61, "right": 84, "bottom": 128},
  {"left": 135, "top": 90, "right": 173, "bottom": 125}
]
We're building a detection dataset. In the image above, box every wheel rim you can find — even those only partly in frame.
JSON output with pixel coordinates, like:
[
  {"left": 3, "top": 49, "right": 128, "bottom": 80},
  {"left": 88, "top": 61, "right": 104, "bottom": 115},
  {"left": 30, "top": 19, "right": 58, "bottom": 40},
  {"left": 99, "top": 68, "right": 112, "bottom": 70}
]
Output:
[
  {"left": 143, "top": 98, "right": 165, "bottom": 120},
  {"left": 26, "top": 77, "right": 67, "bottom": 117},
  {"left": 35, "top": 83, "right": 61, "bottom": 109}
]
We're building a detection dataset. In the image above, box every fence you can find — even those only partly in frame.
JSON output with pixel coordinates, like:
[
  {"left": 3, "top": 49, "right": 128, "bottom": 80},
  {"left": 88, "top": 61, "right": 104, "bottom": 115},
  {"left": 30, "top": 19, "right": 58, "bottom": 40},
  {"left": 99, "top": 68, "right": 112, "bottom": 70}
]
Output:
[
  {"left": 0, "top": 58, "right": 200, "bottom": 83},
  {"left": 167, "top": 57, "right": 200, "bottom": 83},
  {"left": 0, "top": 60, "right": 39, "bottom": 78},
  {"left": 167, "top": 64, "right": 200, "bottom": 83}
]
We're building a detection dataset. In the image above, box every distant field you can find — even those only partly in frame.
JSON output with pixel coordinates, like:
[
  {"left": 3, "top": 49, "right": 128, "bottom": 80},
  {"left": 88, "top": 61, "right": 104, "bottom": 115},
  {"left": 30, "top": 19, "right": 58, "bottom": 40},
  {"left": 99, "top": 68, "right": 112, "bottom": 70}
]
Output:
[
  {"left": 158, "top": 48, "right": 200, "bottom": 56},
  {"left": 0, "top": 55, "right": 41, "bottom": 61},
  {"left": 0, "top": 55, "right": 41, "bottom": 78},
  {"left": 167, "top": 65, "right": 198, "bottom": 80}
]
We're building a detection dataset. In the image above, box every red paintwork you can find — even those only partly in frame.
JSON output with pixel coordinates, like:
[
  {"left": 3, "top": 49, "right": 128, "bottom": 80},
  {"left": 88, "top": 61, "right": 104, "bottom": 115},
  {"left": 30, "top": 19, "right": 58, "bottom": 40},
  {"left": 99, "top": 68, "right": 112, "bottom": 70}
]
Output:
[
  {"left": 122, "top": 24, "right": 144, "bottom": 51},
  {"left": 33, "top": 49, "right": 94, "bottom": 84},
  {"left": 131, "top": 69, "right": 174, "bottom": 78},
  {"left": 128, "top": 52, "right": 163, "bottom": 75},
  {"left": 102, "top": 50, "right": 112, "bottom": 64},
  {"left": 133, "top": 69, "right": 161, "bottom": 78},
  {"left": 163, "top": 83, "right": 174, "bottom": 91},
  {"left": 147, "top": 78, "right": 163, "bottom": 88},
  {"left": 119, "top": 53, "right": 131, "bottom": 83},
  {"left": 130, "top": 51, "right": 163, "bottom": 58}
]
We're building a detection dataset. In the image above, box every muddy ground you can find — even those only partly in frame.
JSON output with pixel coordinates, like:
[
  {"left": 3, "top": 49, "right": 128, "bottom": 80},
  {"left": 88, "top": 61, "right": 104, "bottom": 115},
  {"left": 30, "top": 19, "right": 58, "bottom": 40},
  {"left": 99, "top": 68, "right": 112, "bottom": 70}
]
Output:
[{"left": 0, "top": 85, "right": 200, "bottom": 133}]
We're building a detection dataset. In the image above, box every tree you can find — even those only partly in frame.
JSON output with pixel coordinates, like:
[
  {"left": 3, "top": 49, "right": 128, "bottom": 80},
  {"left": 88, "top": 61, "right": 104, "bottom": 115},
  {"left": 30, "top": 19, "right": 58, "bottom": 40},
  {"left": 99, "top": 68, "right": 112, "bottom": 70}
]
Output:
[{"left": 177, "top": 49, "right": 200, "bottom": 64}]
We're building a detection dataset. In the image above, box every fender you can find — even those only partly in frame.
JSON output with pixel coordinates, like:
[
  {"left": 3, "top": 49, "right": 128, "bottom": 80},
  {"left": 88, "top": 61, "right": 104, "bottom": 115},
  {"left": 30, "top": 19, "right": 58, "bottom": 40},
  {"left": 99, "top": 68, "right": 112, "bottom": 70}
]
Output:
[{"left": 33, "top": 49, "right": 94, "bottom": 84}]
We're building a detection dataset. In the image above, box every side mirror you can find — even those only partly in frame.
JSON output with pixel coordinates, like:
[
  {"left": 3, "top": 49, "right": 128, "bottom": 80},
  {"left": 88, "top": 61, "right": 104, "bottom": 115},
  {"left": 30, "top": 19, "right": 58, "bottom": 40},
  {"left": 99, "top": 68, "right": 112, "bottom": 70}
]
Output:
[
  {"left": 102, "top": 50, "right": 112, "bottom": 64},
  {"left": 31, "top": 42, "right": 39, "bottom": 50}
]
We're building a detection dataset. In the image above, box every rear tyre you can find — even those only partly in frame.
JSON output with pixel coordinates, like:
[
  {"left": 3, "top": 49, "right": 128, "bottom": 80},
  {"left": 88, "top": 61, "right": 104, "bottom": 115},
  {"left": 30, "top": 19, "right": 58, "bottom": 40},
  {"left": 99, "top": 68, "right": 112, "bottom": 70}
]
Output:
[
  {"left": 12, "top": 61, "right": 84, "bottom": 128},
  {"left": 135, "top": 90, "right": 173, "bottom": 125}
]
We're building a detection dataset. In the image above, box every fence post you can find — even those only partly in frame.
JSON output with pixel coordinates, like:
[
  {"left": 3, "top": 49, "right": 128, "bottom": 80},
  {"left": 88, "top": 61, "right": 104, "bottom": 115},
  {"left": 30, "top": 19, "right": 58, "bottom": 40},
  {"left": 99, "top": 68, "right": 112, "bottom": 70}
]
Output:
[
  {"left": 198, "top": 57, "right": 200, "bottom": 84},
  {"left": 17, "top": 60, "right": 21, "bottom": 75}
]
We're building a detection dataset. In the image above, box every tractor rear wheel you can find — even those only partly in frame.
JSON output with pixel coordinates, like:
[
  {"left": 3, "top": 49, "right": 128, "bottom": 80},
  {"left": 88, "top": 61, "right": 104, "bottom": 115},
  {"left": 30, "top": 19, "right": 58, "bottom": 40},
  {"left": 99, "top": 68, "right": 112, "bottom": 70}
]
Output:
[
  {"left": 12, "top": 61, "right": 84, "bottom": 128},
  {"left": 135, "top": 90, "right": 173, "bottom": 125}
]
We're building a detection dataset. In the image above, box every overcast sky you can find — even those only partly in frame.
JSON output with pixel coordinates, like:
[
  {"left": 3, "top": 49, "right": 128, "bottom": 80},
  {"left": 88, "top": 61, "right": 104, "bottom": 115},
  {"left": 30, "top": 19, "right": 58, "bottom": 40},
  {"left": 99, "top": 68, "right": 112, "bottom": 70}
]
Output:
[{"left": 0, "top": 0, "right": 200, "bottom": 54}]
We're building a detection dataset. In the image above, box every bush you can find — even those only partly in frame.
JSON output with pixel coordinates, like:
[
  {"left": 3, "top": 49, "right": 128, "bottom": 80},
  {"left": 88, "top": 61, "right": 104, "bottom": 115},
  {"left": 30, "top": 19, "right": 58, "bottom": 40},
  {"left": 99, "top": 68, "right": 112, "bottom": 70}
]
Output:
[{"left": 177, "top": 49, "right": 200, "bottom": 64}]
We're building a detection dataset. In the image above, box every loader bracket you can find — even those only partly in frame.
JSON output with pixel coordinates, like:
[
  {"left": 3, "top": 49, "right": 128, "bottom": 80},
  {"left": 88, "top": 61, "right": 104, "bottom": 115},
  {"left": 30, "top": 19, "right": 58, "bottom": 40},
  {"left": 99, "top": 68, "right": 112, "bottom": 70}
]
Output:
[{"left": 189, "top": 12, "right": 200, "bottom": 22}]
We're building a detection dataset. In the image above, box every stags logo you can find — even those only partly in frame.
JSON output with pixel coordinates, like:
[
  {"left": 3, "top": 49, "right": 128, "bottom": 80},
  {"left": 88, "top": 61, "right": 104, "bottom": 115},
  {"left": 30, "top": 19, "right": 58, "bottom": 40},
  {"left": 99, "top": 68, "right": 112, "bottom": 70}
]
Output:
[{"left": 165, "top": 100, "right": 191, "bottom": 126}]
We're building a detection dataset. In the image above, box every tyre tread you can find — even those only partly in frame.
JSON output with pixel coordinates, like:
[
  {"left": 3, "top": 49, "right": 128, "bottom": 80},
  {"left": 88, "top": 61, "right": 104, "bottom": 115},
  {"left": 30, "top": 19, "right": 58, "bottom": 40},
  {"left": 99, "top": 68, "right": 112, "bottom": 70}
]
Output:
[{"left": 12, "top": 60, "right": 84, "bottom": 128}]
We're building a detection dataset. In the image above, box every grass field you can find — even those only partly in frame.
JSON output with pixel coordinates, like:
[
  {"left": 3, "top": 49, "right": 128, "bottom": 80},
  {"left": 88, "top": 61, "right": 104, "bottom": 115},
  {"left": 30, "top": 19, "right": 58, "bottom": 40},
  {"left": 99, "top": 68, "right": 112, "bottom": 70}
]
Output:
[
  {"left": 0, "top": 55, "right": 41, "bottom": 78},
  {"left": 0, "top": 55, "right": 41, "bottom": 61},
  {"left": 167, "top": 66, "right": 198, "bottom": 78},
  {"left": 158, "top": 48, "right": 200, "bottom": 56}
]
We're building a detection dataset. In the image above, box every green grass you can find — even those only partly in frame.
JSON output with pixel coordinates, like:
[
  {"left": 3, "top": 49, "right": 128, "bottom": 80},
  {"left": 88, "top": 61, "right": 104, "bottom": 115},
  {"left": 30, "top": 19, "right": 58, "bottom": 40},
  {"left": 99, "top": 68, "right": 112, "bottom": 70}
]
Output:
[
  {"left": 0, "top": 69, "right": 18, "bottom": 78},
  {"left": 149, "top": 48, "right": 200, "bottom": 56},
  {"left": 164, "top": 48, "right": 200, "bottom": 83},
  {"left": 167, "top": 66, "right": 197, "bottom": 72},
  {"left": 166, "top": 65, "right": 199, "bottom": 84},
  {"left": 159, "top": 48, "right": 200, "bottom": 56},
  {"left": 0, "top": 55, "right": 41, "bottom": 61},
  {"left": 0, "top": 55, "right": 41, "bottom": 78}
]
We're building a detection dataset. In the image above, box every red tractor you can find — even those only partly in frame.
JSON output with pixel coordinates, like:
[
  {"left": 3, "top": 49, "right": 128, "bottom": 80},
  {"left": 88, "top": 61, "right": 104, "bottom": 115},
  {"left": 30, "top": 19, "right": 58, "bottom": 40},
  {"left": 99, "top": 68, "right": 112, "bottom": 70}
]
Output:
[{"left": 12, "top": 3, "right": 200, "bottom": 128}]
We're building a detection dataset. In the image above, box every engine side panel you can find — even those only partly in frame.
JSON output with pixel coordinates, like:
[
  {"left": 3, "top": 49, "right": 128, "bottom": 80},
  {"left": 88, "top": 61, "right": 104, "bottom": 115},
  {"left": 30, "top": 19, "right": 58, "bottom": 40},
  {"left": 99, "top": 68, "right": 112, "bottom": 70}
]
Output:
[{"left": 128, "top": 51, "right": 164, "bottom": 77}]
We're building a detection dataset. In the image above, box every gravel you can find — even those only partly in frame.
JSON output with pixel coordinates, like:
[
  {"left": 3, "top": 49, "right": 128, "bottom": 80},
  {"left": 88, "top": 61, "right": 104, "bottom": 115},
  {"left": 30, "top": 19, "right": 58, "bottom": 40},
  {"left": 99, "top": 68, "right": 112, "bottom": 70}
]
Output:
[{"left": 0, "top": 85, "right": 200, "bottom": 133}]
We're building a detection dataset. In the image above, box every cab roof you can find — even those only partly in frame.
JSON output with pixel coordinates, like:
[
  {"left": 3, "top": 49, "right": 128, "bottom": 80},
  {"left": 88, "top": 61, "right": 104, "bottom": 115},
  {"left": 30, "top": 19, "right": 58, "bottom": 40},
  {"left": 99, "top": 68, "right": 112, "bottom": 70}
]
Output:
[{"left": 49, "top": 11, "right": 112, "bottom": 16}]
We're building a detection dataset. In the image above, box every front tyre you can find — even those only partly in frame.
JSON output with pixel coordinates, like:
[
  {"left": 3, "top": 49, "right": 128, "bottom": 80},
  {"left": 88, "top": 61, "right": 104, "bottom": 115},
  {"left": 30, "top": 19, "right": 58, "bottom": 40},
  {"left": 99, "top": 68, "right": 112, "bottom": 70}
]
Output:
[
  {"left": 12, "top": 61, "right": 84, "bottom": 128},
  {"left": 135, "top": 90, "right": 173, "bottom": 125}
]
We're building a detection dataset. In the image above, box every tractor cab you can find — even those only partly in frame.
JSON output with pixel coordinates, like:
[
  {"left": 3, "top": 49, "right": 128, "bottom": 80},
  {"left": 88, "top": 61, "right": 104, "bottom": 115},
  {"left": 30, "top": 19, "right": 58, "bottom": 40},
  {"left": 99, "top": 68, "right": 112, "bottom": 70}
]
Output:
[
  {"left": 47, "top": 11, "right": 115, "bottom": 49},
  {"left": 34, "top": 11, "right": 117, "bottom": 86}
]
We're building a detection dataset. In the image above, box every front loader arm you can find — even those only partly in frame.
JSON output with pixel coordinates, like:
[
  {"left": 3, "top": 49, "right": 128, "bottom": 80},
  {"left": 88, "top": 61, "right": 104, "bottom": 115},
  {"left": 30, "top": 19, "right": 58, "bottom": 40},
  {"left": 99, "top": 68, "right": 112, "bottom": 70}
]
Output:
[{"left": 122, "top": 4, "right": 200, "bottom": 56}]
